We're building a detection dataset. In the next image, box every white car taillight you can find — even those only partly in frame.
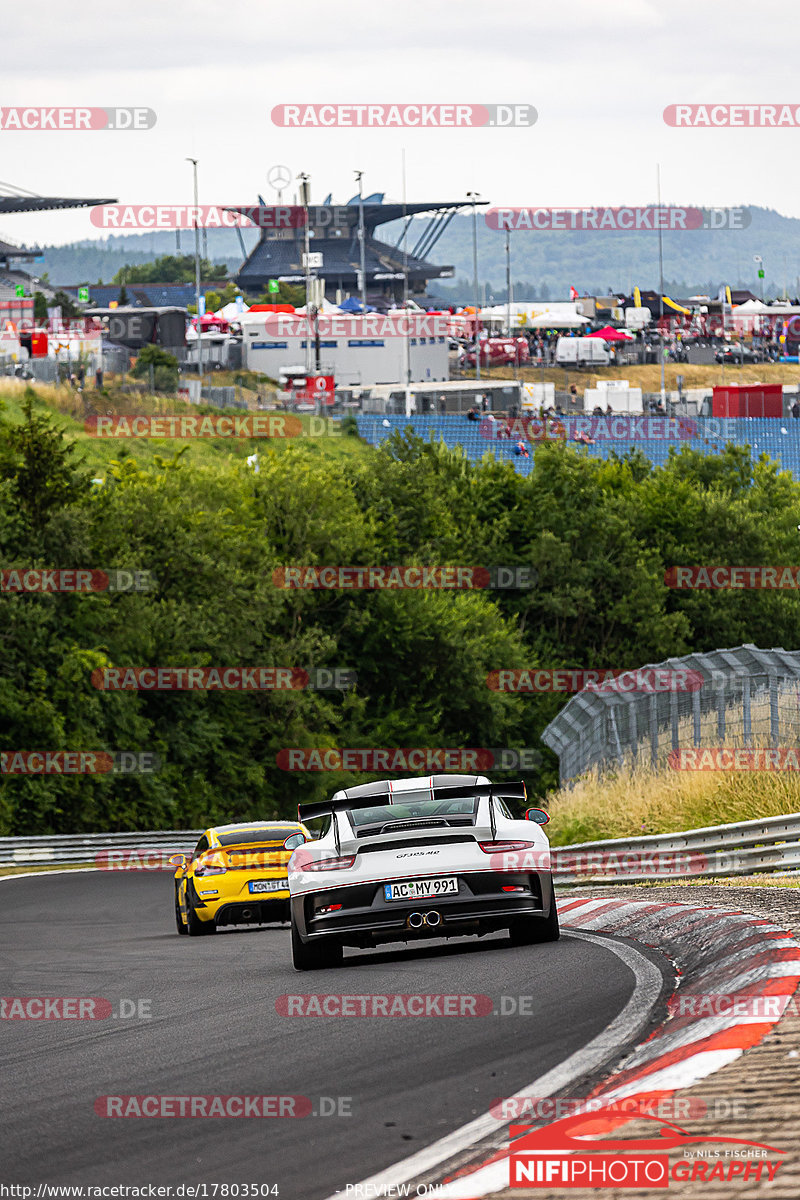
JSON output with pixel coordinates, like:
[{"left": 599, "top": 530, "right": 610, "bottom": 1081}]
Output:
[
  {"left": 477, "top": 841, "right": 535, "bottom": 854},
  {"left": 301, "top": 855, "right": 356, "bottom": 872}
]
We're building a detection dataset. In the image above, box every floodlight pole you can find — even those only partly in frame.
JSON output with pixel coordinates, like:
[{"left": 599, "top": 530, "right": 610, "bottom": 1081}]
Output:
[
  {"left": 402, "top": 149, "right": 411, "bottom": 415},
  {"left": 468, "top": 192, "right": 481, "bottom": 381},
  {"left": 187, "top": 157, "right": 203, "bottom": 389},
  {"left": 299, "top": 172, "right": 312, "bottom": 376},
  {"left": 355, "top": 170, "right": 367, "bottom": 312},
  {"left": 656, "top": 164, "right": 665, "bottom": 405}
]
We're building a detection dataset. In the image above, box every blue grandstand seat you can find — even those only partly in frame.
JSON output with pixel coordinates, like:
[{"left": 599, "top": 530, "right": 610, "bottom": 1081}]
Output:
[{"left": 355, "top": 415, "right": 800, "bottom": 480}]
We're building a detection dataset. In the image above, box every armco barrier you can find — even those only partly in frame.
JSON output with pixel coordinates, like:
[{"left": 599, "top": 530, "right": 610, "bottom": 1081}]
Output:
[
  {"left": 1, "top": 813, "right": 799, "bottom": 879},
  {"left": 550, "top": 812, "right": 800, "bottom": 882},
  {"left": 0, "top": 830, "right": 201, "bottom": 867}
]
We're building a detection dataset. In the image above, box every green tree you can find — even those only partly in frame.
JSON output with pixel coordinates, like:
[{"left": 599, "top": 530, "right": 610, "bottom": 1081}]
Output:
[
  {"left": 113, "top": 255, "right": 229, "bottom": 285},
  {"left": 256, "top": 281, "right": 305, "bottom": 307},
  {"left": 53, "top": 290, "right": 82, "bottom": 320},
  {"left": 130, "top": 345, "right": 179, "bottom": 393}
]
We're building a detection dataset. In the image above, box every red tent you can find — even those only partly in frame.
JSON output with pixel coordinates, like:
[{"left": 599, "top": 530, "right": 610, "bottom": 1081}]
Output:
[{"left": 587, "top": 325, "right": 633, "bottom": 341}]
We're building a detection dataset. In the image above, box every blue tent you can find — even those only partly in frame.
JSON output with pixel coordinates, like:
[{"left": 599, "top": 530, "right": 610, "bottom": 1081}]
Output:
[{"left": 338, "top": 296, "right": 376, "bottom": 313}]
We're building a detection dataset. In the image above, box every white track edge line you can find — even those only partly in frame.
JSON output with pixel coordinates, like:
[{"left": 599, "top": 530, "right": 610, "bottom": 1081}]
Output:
[{"left": 322, "top": 926, "right": 663, "bottom": 1200}]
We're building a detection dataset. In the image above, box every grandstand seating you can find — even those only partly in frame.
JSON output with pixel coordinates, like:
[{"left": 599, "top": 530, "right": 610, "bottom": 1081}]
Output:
[
  {"left": 68, "top": 282, "right": 228, "bottom": 309},
  {"left": 355, "top": 413, "right": 800, "bottom": 480}
]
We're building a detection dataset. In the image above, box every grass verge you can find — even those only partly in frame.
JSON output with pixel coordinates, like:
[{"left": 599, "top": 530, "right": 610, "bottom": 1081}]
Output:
[{"left": 546, "top": 762, "right": 800, "bottom": 845}]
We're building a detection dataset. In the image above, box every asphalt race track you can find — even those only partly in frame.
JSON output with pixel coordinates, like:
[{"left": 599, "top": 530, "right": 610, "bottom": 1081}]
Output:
[{"left": 1, "top": 873, "right": 652, "bottom": 1197}]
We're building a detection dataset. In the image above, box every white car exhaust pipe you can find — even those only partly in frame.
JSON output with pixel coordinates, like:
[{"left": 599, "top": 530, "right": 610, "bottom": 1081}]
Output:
[{"left": 407, "top": 912, "right": 425, "bottom": 929}]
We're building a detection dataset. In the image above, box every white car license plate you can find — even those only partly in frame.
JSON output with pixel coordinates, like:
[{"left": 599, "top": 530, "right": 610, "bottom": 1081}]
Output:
[
  {"left": 249, "top": 878, "right": 288, "bottom": 894},
  {"left": 384, "top": 877, "right": 458, "bottom": 902}
]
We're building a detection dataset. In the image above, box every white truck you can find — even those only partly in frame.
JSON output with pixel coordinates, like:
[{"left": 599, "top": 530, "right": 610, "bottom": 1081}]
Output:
[{"left": 556, "top": 336, "right": 610, "bottom": 367}]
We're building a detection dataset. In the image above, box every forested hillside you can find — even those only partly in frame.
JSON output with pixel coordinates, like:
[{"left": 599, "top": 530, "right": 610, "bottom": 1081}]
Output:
[{"left": 2, "top": 390, "right": 800, "bottom": 834}]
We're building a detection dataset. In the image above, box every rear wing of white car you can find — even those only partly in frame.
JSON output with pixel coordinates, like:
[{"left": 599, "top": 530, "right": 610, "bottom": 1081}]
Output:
[{"left": 297, "top": 779, "right": 527, "bottom": 824}]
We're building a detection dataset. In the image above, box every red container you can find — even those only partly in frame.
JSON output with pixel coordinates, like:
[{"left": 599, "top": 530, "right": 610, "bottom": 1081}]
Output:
[{"left": 711, "top": 384, "right": 783, "bottom": 418}]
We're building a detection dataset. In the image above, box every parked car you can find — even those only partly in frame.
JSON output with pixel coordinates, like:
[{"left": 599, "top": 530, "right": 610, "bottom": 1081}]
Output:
[
  {"left": 714, "top": 343, "right": 763, "bottom": 364},
  {"left": 465, "top": 337, "right": 530, "bottom": 368}
]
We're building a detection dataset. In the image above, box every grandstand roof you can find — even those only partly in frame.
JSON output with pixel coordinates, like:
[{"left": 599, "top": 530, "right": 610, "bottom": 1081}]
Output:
[
  {"left": 236, "top": 232, "right": 446, "bottom": 289},
  {"left": 0, "top": 180, "right": 115, "bottom": 214},
  {"left": 0, "top": 197, "right": 114, "bottom": 214},
  {"left": 234, "top": 196, "right": 480, "bottom": 294},
  {"left": 0, "top": 238, "right": 38, "bottom": 260},
  {"left": 226, "top": 199, "right": 484, "bottom": 231}
]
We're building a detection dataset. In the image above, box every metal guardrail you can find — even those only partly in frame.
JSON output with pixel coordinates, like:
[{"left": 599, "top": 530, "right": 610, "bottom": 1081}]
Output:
[
  {"left": 550, "top": 812, "right": 800, "bottom": 882},
  {"left": 0, "top": 830, "right": 201, "bottom": 867},
  {"left": 1, "top": 814, "right": 799, "bottom": 881}
]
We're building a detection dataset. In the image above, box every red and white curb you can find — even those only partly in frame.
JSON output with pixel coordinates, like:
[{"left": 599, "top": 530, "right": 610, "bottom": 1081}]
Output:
[{"left": 340, "top": 897, "right": 800, "bottom": 1199}]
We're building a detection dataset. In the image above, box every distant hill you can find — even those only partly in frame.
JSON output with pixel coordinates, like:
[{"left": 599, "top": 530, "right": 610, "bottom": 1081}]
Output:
[{"left": 30, "top": 205, "right": 800, "bottom": 303}]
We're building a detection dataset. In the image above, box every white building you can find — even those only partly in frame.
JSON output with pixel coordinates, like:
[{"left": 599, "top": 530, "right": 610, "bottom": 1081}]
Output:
[{"left": 239, "top": 311, "right": 449, "bottom": 386}]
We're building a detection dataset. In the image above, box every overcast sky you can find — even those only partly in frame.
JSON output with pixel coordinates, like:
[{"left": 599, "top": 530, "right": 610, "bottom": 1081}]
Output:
[{"left": 1, "top": 0, "right": 796, "bottom": 247}]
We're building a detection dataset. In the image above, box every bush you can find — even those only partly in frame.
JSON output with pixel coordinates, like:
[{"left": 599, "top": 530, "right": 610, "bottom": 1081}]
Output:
[{"left": 131, "top": 345, "right": 179, "bottom": 394}]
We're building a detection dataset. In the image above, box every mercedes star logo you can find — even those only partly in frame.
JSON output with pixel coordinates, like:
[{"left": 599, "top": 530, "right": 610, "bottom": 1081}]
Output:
[{"left": 268, "top": 165, "right": 292, "bottom": 191}]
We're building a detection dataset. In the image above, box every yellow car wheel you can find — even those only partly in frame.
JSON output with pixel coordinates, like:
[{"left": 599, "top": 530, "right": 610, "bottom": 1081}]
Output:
[
  {"left": 174, "top": 886, "right": 188, "bottom": 935},
  {"left": 186, "top": 900, "right": 216, "bottom": 937}
]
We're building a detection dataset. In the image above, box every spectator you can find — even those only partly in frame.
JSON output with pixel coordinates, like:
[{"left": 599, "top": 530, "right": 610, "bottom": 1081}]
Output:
[
  {"left": 95, "top": 367, "right": 104, "bottom": 389},
  {"left": 513, "top": 439, "right": 529, "bottom": 458},
  {"left": 792, "top": 399, "right": 800, "bottom": 419},
  {"left": 467, "top": 406, "right": 479, "bottom": 421},
  {"left": 439, "top": 394, "right": 447, "bottom": 414}
]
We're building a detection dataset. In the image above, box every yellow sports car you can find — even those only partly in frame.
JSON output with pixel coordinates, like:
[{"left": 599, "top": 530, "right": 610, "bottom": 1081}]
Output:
[{"left": 173, "top": 821, "right": 310, "bottom": 936}]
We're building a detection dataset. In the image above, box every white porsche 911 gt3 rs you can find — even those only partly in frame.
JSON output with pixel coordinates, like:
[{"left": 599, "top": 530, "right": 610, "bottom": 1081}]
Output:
[{"left": 287, "top": 773, "right": 559, "bottom": 970}]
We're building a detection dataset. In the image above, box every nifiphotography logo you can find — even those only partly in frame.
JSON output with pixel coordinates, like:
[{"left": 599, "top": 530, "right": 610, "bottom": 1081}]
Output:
[{"left": 508, "top": 1099, "right": 785, "bottom": 1188}]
